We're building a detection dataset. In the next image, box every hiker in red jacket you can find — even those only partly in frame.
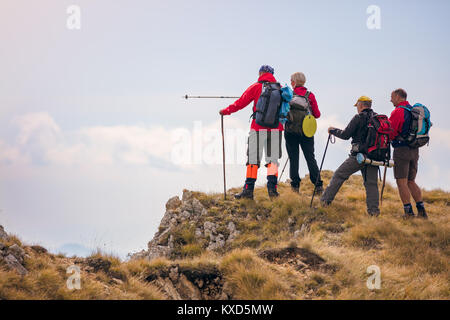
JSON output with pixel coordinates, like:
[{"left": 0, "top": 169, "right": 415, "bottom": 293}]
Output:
[
  {"left": 284, "top": 72, "right": 323, "bottom": 194},
  {"left": 389, "top": 88, "right": 428, "bottom": 219},
  {"left": 219, "top": 65, "right": 282, "bottom": 199}
]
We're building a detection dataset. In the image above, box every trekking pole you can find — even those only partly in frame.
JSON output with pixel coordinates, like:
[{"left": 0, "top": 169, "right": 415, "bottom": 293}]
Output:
[
  {"left": 221, "top": 115, "right": 227, "bottom": 200},
  {"left": 279, "top": 158, "right": 289, "bottom": 181},
  {"left": 380, "top": 165, "right": 388, "bottom": 207},
  {"left": 310, "top": 134, "right": 334, "bottom": 208},
  {"left": 183, "top": 95, "right": 240, "bottom": 99}
]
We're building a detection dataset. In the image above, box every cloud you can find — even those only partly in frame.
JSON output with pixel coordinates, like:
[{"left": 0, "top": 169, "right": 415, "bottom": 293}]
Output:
[
  {"left": 0, "top": 112, "right": 250, "bottom": 169},
  {"left": 1, "top": 112, "right": 449, "bottom": 190}
]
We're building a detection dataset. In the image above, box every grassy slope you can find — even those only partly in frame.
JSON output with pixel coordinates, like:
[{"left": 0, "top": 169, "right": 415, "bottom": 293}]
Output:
[{"left": 1, "top": 170, "right": 449, "bottom": 300}]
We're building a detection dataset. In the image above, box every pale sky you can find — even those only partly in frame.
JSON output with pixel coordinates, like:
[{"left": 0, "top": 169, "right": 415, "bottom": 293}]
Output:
[{"left": 1, "top": 0, "right": 449, "bottom": 258}]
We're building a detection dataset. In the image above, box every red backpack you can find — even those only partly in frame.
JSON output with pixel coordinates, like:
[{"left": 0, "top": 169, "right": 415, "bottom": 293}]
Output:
[{"left": 363, "top": 113, "right": 394, "bottom": 162}]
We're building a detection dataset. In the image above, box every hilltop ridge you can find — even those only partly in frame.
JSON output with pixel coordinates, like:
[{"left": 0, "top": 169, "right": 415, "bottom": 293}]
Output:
[{"left": 1, "top": 171, "right": 449, "bottom": 299}]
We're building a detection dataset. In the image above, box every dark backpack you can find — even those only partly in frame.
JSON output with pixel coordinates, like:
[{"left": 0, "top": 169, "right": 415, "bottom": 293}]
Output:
[
  {"left": 285, "top": 92, "right": 311, "bottom": 135},
  {"left": 399, "top": 103, "right": 432, "bottom": 148},
  {"left": 254, "top": 82, "right": 282, "bottom": 128},
  {"left": 361, "top": 113, "right": 393, "bottom": 162}
]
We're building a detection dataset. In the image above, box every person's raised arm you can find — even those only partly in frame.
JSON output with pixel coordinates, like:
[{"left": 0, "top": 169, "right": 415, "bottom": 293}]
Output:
[
  {"left": 328, "top": 115, "right": 360, "bottom": 140},
  {"left": 220, "top": 83, "right": 258, "bottom": 115}
]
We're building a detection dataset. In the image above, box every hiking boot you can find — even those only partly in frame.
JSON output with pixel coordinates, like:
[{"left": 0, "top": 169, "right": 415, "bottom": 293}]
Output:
[
  {"left": 267, "top": 175, "right": 279, "bottom": 199},
  {"left": 291, "top": 186, "right": 300, "bottom": 194},
  {"left": 234, "top": 189, "right": 254, "bottom": 200},
  {"left": 402, "top": 209, "right": 415, "bottom": 219},
  {"left": 402, "top": 204, "right": 415, "bottom": 219},
  {"left": 417, "top": 207, "right": 428, "bottom": 219},
  {"left": 402, "top": 212, "right": 415, "bottom": 219},
  {"left": 268, "top": 189, "right": 279, "bottom": 198},
  {"left": 368, "top": 211, "right": 380, "bottom": 217}
]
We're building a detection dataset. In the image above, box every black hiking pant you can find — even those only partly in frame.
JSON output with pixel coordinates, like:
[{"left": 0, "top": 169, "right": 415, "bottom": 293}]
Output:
[{"left": 285, "top": 131, "right": 323, "bottom": 188}]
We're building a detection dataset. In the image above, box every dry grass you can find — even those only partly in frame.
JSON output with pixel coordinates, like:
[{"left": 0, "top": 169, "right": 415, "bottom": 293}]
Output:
[{"left": 1, "top": 171, "right": 448, "bottom": 299}]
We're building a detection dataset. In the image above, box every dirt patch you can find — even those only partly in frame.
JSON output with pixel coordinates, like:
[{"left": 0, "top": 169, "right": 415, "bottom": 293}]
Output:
[
  {"left": 85, "top": 257, "right": 112, "bottom": 273},
  {"left": 258, "top": 247, "right": 326, "bottom": 270},
  {"left": 145, "top": 264, "right": 230, "bottom": 300},
  {"left": 29, "top": 245, "right": 48, "bottom": 254}
]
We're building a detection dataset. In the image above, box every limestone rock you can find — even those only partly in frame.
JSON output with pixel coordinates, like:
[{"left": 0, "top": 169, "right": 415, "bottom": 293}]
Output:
[
  {"left": 130, "top": 189, "right": 234, "bottom": 260},
  {"left": 3, "top": 254, "right": 28, "bottom": 276},
  {"left": 226, "top": 221, "right": 240, "bottom": 243},
  {"left": 0, "top": 225, "right": 9, "bottom": 241},
  {"left": 166, "top": 196, "right": 182, "bottom": 210},
  {"left": 8, "top": 244, "right": 26, "bottom": 264},
  {"left": 147, "top": 245, "right": 171, "bottom": 260}
]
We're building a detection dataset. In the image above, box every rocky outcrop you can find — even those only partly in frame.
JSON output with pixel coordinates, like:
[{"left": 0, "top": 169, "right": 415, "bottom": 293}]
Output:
[
  {"left": 0, "top": 225, "right": 9, "bottom": 241},
  {"left": 0, "top": 226, "right": 29, "bottom": 276},
  {"left": 130, "top": 190, "right": 240, "bottom": 261}
]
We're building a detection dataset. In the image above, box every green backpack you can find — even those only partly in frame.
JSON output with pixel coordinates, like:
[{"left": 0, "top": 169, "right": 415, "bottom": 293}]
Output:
[{"left": 285, "top": 92, "right": 316, "bottom": 137}]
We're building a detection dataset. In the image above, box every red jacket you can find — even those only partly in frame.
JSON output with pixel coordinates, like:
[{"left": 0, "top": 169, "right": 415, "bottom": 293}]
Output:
[
  {"left": 389, "top": 100, "right": 412, "bottom": 148},
  {"left": 221, "top": 73, "right": 284, "bottom": 131},
  {"left": 293, "top": 86, "right": 321, "bottom": 118}
]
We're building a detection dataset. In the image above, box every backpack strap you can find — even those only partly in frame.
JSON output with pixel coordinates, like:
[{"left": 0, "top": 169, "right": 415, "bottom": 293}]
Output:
[
  {"left": 398, "top": 105, "right": 412, "bottom": 112},
  {"left": 304, "top": 91, "right": 312, "bottom": 114}
]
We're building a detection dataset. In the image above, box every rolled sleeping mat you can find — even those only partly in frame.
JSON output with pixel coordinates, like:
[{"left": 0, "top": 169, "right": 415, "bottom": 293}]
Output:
[{"left": 356, "top": 153, "right": 394, "bottom": 167}]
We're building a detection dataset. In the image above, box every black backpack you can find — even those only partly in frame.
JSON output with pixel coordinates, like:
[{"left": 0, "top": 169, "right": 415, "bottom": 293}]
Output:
[
  {"left": 285, "top": 92, "right": 311, "bottom": 135},
  {"left": 253, "top": 82, "right": 282, "bottom": 128}
]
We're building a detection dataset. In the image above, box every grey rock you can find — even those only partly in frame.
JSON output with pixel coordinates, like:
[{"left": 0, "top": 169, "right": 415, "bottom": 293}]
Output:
[
  {"left": 166, "top": 196, "right": 182, "bottom": 210},
  {"left": 156, "top": 228, "right": 171, "bottom": 246},
  {"left": 288, "top": 217, "right": 295, "bottom": 226},
  {"left": 191, "top": 198, "right": 204, "bottom": 215},
  {"left": 0, "top": 225, "right": 9, "bottom": 241},
  {"left": 168, "top": 235, "right": 175, "bottom": 249},
  {"left": 227, "top": 221, "right": 236, "bottom": 233},
  {"left": 195, "top": 228, "right": 203, "bottom": 239},
  {"left": 181, "top": 211, "right": 191, "bottom": 219},
  {"left": 128, "top": 250, "right": 147, "bottom": 260},
  {"left": 3, "top": 254, "right": 28, "bottom": 276},
  {"left": 160, "top": 209, "right": 179, "bottom": 229},
  {"left": 203, "top": 221, "right": 216, "bottom": 238},
  {"left": 182, "top": 189, "right": 194, "bottom": 202},
  {"left": 170, "top": 217, "right": 178, "bottom": 227},
  {"left": 300, "top": 223, "right": 308, "bottom": 233},
  {"left": 226, "top": 221, "right": 239, "bottom": 244},
  {"left": 293, "top": 230, "right": 301, "bottom": 239},
  {"left": 146, "top": 245, "right": 171, "bottom": 260},
  {"left": 208, "top": 233, "right": 225, "bottom": 251},
  {"left": 8, "top": 244, "right": 26, "bottom": 264}
]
